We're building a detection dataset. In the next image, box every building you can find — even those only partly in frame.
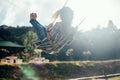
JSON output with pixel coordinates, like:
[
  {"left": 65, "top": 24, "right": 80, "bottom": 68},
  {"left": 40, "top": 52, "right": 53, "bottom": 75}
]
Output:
[
  {"left": 0, "top": 56, "right": 23, "bottom": 64},
  {"left": 29, "top": 57, "right": 49, "bottom": 63},
  {"left": 0, "top": 41, "right": 24, "bottom": 59}
]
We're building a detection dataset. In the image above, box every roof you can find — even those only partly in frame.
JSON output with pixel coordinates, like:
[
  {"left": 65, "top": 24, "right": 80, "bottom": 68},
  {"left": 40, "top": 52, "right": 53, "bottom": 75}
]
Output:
[{"left": 0, "top": 41, "right": 24, "bottom": 48}]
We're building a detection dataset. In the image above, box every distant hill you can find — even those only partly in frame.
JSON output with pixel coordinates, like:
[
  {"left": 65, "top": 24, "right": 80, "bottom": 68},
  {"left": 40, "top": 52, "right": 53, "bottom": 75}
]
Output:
[
  {"left": 1, "top": 20, "right": 120, "bottom": 60},
  {"left": 0, "top": 25, "right": 34, "bottom": 44}
]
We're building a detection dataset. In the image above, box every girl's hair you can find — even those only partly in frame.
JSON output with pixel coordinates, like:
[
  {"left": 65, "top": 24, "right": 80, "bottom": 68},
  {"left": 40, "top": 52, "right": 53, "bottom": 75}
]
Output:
[{"left": 58, "top": 7, "right": 73, "bottom": 23}]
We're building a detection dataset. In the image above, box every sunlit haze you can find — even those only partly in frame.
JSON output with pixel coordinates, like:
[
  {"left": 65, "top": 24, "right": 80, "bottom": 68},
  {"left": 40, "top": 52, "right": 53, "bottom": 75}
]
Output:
[{"left": 0, "top": 0, "right": 120, "bottom": 31}]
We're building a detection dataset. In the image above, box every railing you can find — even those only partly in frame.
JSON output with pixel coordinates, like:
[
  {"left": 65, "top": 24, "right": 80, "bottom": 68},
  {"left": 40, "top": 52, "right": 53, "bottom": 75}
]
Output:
[{"left": 68, "top": 73, "right": 120, "bottom": 80}]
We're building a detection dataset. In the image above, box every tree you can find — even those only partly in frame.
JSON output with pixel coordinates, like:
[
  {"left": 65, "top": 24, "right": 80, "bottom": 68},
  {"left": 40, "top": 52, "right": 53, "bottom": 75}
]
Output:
[
  {"left": 83, "top": 50, "right": 92, "bottom": 60},
  {"left": 23, "top": 31, "right": 38, "bottom": 56},
  {"left": 66, "top": 48, "right": 74, "bottom": 60},
  {"left": 34, "top": 49, "right": 42, "bottom": 57}
]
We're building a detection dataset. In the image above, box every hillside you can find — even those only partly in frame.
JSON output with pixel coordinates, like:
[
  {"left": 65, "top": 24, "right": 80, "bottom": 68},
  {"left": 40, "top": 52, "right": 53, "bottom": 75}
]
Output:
[{"left": 1, "top": 20, "right": 120, "bottom": 61}]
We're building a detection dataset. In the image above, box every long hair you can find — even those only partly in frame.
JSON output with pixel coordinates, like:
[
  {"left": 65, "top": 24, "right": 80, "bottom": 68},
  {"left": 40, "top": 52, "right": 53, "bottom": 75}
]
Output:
[
  {"left": 52, "top": 7, "right": 73, "bottom": 24},
  {"left": 58, "top": 7, "right": 73, "bottom": 24}
]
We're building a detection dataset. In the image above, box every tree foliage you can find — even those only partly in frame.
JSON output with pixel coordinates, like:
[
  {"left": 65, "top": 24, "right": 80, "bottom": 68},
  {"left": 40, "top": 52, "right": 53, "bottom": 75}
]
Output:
[{"left": 23, "top": 31, "right": 38, "bottom": 56}]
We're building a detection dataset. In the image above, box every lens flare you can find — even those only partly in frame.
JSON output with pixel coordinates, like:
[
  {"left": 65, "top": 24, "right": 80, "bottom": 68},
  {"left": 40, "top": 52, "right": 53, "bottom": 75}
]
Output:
[{"left": 20, "top": 64, "right": 37, "bottom": 79}]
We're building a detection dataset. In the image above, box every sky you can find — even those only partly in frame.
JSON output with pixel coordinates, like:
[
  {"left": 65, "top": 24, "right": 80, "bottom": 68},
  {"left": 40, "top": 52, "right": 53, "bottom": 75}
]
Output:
[{"left": 0, "top": 0, "right": 120, "bottom": 31}]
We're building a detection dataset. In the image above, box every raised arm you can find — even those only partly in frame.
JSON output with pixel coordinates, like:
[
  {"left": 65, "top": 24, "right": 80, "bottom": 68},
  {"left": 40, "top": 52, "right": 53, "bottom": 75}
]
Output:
[
  {"left": 30, "top": 13, "right": 44, "bottom": 30},
  {"left": 29, "top": 13, "right": 47, "bottom": 40}
]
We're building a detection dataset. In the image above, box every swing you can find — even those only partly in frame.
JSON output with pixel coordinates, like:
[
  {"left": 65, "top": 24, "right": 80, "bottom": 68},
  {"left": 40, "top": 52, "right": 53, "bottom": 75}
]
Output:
[
  {"left": 30, "top": 0, "right": 86, "bottom": 54},
  {"left": 33, "top": 27, "right": 75, "bottom": 54}
]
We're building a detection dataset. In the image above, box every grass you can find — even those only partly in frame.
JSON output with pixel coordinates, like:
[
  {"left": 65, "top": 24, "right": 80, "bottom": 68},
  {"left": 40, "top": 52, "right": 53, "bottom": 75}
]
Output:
[
  {"left": 109, "top": 76, "right": 120, "bottom": 80},
  {"left": 0, "top": 60, "right": 120, "bottom": 80}
]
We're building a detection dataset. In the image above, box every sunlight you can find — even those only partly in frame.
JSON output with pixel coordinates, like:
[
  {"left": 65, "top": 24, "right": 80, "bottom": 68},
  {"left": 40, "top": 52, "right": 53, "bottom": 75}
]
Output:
[
  {"left": 66, "top": 0, "right": 120, "bottom": 31},
  {"left": 1, "top": 0, "right": 120, "bottom": 31},
  {"left": 20, "top": 65, "right": 36, "bottom": 79}
]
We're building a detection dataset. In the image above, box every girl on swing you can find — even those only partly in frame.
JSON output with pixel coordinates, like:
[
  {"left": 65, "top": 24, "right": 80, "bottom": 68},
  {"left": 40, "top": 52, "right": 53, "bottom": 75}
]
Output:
[{"left": 30, "top": 7, "right": 75, "bottom": 53}]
